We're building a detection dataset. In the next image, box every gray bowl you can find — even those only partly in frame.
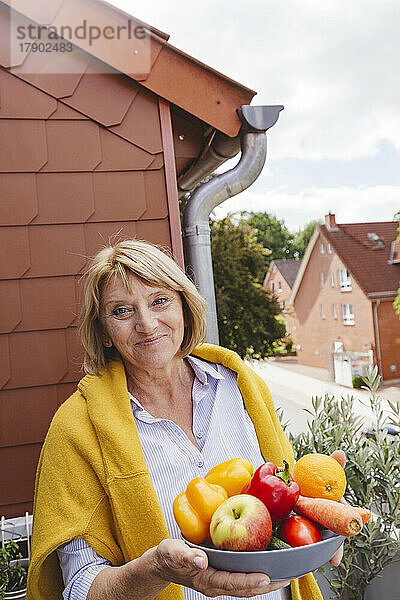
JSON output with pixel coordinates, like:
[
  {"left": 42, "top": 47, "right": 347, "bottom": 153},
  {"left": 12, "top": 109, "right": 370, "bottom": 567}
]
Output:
[{"left": 183, "top": 530, "right": 344, "bottom": 582}]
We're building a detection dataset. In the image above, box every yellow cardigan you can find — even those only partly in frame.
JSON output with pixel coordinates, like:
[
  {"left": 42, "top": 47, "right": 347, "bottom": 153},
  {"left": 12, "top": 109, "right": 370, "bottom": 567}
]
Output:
[{"left": 27, "top": 344, "right": 322, "bottom": 600}]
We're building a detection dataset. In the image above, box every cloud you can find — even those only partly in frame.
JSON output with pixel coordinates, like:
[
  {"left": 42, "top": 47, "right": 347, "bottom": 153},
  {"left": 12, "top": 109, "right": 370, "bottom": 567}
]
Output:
[
  {"left": 111, "top": 0, "right": 400, "bottom": 161},
  {"left": 110, "top": 0, "right": 400, "bottom": 229},
  {"left": 212, "top": 185, "right": 400, "bottom": 231}
]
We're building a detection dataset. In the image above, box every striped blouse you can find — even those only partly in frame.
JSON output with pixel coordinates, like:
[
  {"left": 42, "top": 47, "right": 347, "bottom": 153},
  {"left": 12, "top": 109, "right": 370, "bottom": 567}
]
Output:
[{"left": 57, "top": 356, "right": 286, "bottom": 600}]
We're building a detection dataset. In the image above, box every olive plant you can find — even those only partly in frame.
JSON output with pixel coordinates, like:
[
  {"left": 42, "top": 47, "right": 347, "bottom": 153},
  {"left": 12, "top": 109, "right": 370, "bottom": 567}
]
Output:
[{"left": 287, "top": 366, "right": 400, "bottom": 600}]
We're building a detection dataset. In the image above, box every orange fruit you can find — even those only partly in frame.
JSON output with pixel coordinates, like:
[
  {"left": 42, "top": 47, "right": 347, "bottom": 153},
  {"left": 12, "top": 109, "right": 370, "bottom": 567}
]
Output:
[{"left": 293, "top": 453, "right": 346, "bottom": 501}]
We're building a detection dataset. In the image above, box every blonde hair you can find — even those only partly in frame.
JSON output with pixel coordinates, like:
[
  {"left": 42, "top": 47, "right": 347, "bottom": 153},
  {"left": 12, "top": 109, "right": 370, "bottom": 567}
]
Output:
[{"left": 79, "top": 239, "right": 207, "bottom": 374}]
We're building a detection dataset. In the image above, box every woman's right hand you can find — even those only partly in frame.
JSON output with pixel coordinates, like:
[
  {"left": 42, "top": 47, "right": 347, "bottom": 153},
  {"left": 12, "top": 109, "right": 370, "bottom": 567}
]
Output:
[{"left": 153, "top": 538, "right": 291, "bottom": 598}]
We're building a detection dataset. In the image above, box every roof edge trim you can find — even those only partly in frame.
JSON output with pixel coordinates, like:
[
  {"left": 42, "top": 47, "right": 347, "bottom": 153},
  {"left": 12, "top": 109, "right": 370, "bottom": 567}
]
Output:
[
  {"left": 163, "top": 41, "right": 257, "bottom": 96},
  {"left": 263, "top": 262, "right": 274, "bottom": 287}
]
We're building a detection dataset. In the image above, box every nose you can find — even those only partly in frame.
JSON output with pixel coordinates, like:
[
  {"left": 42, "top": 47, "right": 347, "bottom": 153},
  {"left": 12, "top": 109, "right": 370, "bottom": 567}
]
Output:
[{"left": 134, "top": 306, "right": 157, "bottom": 334}]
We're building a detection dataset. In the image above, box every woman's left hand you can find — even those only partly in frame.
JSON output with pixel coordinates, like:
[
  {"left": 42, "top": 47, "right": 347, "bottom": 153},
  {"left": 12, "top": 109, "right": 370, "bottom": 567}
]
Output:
[{"left": 329, "top": 450, "right": 346, "bottom": 566}]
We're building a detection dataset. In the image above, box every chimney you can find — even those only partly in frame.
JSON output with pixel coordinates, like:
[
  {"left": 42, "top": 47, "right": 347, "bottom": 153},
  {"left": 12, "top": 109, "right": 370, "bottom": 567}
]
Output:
[{"left": 325, "top": 213, "right": 337, "bottom": 230}]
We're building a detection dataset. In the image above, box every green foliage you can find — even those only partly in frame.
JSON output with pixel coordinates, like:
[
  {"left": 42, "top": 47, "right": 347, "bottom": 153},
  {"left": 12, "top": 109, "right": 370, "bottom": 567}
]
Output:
[
  {"left": 270, "top": 337, "right": 294, "bottom": 356},
  {"left": 0, "top": 540, "right": 27, "bottom": 599},
  {"left": 352, "top": 376, "right": 364, "bottom": 388},
  {"left": 244, "top": 212, "right": 295, "bottom": 265},
  {"left": 210, "top": 216, "right": 286, "bottom": 358},
  {"left": 394, "top": 292, "right": 400, "bottom": 317},
  {"left": 243, "top": 212, "right": 321, "bottom": 264},
  {"left": 283, "top": 337, "right": 294, "bottom": 353},
  {"left": 292, "top": 219, "right": 322, "bottom": 258},
  {"left": 288, "top": 366, "right": 400, "bottom": 600}
]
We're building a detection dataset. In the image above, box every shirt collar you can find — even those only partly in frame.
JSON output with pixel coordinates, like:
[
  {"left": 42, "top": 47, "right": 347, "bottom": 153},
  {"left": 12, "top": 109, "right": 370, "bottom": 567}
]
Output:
[{"left": 186, "top": 355, "right": 224, "bottom": 385}]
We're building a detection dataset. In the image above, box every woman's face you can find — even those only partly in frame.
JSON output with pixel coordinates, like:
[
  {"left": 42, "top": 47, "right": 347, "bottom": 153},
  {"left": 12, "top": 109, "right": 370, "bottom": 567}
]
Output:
[{"left": 100, "top": 271, "right": 186, "bottom": 374}]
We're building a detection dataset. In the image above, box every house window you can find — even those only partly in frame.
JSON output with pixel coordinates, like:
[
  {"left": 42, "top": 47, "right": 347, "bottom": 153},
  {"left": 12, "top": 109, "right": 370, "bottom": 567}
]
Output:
[
  {"left": 320, "top": 304, "right": 325, "bottom": 319},
  {"left": 338, "top": 268, "right": 352, "bottom": 291},
  {"left": 332, "top": 304, "right": 337, "bottom": 319},
  {"left": 280, "top": 300, "right": 286, "bottom": 312},
  {"left": 341, "top": 304, "right": 355, "bottom": 325},
  {"left": 277, "top": 280, "right": 282, "bottom": 292},
  {"left": 329, "top": 271, "right": 335, "bottom": 287},
  {"left": 270, "top": 281, "right": 274, "bottom": 292},
  {"left": 320, "top": 272, "right": 325, "bottom": 287},
  {"left": 327, "top": 243, "right": 332, "bottom": 254},
  {"left": 320, "top": 243, "right": 325, "bottom": 254}
]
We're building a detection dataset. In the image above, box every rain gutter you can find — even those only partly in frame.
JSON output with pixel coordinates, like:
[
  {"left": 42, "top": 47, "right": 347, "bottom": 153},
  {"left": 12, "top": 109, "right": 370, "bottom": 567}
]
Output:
[
  {"left": 182, "top": 105, "right": 284, "bottom": 344},
  {"left": 178, "top": 130, "right": 242, "bottom": 198}
]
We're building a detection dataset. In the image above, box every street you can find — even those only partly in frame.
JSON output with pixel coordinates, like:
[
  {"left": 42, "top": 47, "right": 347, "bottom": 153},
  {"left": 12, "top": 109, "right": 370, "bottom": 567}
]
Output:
[
  {"left": 271, "top": 391, "right": 311, "bottom": 437},
  {"left": 246, "top": 358, "right": 398, "bottom": 435}
]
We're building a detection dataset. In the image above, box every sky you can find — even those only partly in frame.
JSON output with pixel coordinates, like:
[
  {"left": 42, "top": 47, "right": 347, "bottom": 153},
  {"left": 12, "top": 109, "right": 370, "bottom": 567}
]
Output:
[{"left": 109, "top": 0, "right": 400, "bottom": 231}]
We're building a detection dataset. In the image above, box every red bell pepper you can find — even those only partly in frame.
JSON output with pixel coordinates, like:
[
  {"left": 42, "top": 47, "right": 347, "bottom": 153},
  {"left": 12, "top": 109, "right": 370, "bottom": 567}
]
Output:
[{"left": 244, "top": 460, "right": 300, "bottom": 522}]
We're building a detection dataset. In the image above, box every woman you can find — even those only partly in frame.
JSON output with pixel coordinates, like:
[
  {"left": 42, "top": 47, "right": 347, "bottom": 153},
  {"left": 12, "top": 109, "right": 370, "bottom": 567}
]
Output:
[{"left": 27, "top": 239, "right": 341, "bottom": 600}]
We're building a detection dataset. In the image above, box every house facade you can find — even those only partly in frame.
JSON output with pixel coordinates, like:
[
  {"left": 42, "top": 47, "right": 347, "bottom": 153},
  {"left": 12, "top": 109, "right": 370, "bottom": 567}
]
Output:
[
  {"left": 289, "top": 213, "right": 400, "bottom": 383},
  {"left": 263, "top": 259, "right": 301, "bottom": 341}
]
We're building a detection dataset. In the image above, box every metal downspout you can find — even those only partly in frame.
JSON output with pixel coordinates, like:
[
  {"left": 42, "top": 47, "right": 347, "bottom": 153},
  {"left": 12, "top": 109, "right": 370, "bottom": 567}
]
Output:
[
  {"left": 182, "top": 105, "right": 284, "bottom": 344},
  {"left": 373, "top": 300, "right": 383, "bottom": 378}
]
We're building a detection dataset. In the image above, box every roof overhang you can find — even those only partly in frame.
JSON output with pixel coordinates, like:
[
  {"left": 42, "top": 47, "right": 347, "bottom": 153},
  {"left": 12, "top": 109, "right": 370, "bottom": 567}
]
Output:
[{"left": 1, "top": 0, "right": 256, "bottom": 136}]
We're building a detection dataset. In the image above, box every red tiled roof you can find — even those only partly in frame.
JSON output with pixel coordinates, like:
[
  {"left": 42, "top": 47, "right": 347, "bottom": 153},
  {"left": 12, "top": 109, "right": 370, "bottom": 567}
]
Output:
[{"left": 321, "top": 221, "right": 400, "bottom": 296}]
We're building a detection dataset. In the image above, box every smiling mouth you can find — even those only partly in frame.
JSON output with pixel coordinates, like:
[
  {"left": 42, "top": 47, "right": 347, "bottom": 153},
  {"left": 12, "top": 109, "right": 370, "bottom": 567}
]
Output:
[{"left": 136, "top": 336, "right": 164, "bottom": 346}]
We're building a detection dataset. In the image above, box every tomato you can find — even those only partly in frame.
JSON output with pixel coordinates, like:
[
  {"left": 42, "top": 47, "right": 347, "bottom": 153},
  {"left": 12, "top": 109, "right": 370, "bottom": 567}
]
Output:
[{"left": 280, "top": 515, "right": 322, "bottom": 547}]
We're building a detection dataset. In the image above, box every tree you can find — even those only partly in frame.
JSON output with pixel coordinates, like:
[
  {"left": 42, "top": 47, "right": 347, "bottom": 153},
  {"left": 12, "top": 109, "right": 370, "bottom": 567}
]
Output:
[
  {"left": 244, "top": 212, "right": 295, "bottom": 267},
  {"left": 210, "top": 216, "right": 286, "bottom": 358},
  {"left": 243, "top": 212, "right": 321, "bottom": 264},
  {"left": 292, "top": 219, "right": 322, "bottom": 258}
]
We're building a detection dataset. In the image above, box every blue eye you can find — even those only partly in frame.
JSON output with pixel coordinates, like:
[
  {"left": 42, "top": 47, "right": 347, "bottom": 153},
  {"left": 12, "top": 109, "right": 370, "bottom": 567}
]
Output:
[
  {"left": 153, "top": 297, "right": 168, "bottom": 306},
  {"left": 112, "top": 306, "right": 131, "bottom": 318}
]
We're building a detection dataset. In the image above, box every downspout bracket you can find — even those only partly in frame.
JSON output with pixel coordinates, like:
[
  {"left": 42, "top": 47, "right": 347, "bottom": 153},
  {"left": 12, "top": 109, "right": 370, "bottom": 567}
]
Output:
[{"left": 183, "top": 223, "right": 211, "bottom": 237}]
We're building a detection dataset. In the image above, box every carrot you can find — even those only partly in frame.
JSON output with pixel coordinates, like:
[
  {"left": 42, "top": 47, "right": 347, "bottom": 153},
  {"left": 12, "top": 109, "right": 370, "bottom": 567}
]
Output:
[
  {"left": 294, "top": 495, "right": 363, "bottom": 536},
  {"left": 339, "top": 498, "right": 371, "bottom": 524},
  {"left": 353, "top": 506, "right": 371, "bottom": 524}
]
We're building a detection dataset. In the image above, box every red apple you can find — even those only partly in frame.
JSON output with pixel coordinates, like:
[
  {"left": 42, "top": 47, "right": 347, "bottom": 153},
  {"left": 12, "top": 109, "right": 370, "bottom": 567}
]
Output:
[{"left": 209, "top": 494, "right": 272, "bottom": 551}]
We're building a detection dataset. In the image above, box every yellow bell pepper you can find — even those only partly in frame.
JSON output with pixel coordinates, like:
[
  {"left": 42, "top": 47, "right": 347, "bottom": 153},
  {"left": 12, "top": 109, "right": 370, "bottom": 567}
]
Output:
[
  {"left": 205, "top": 458, "right": 254, "bottom": 497},
  {"left": 173, "top": 477, "right": 228, "bottom": 543}
]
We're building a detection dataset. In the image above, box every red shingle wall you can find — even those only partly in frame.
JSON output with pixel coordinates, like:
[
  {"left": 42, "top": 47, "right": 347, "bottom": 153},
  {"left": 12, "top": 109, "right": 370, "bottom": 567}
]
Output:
[
  {"left": 376, "top": 300, "right": 400, "bottom": 381},
  {"left": 293, "top": 232, "right": 376, "bottom": 370},
  {"left": 0, "top": 13, "right": 179, "bottom": 516}
]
